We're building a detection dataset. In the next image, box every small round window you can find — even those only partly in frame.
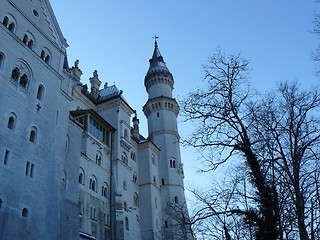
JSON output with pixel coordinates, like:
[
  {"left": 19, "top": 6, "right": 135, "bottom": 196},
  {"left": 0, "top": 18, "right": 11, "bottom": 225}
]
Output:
[{"left": 33, "top": 10, "right": 39, "bottom": 18}]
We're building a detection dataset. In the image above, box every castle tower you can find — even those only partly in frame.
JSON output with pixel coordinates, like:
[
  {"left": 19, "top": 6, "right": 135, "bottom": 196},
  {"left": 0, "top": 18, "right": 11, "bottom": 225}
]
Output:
[{"left": 143, "top": 40, "right": 189, "bottom": 238}]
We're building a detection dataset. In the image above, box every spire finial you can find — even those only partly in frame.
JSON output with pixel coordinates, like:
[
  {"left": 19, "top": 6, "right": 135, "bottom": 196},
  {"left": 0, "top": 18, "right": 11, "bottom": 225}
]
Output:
[{"left": 153, "top": 35, "right": 159, "bottom": 47}]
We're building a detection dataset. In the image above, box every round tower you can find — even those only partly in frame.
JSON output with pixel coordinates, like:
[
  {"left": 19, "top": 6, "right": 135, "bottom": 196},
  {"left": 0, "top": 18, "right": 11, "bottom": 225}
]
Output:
[{"left": 143, "top": 40, "right": 188, "bottom": 237}]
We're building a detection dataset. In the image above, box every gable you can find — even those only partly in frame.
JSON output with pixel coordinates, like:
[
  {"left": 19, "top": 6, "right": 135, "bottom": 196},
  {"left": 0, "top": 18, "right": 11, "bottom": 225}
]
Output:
[{"left": 8, "top": 0, "right": 68, "bottom": 49}]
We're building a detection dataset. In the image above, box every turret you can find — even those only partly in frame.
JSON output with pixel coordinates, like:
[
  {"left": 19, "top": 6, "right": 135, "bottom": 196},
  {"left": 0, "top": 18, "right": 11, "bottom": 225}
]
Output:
[
  {"left": 89, "top": 70, "right": 101, "bottom": 99},
  {"left": 144, "top": 40, "right": 174, "bottom": 99},
  {"left": 131, "top": 111, "right": 140, "bottom": 139}
]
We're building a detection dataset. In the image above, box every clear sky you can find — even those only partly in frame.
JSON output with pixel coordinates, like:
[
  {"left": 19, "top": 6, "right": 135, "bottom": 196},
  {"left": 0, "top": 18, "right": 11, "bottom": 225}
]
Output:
[{"left": 50, "top": 0, "right": 319, "bottom": 199}]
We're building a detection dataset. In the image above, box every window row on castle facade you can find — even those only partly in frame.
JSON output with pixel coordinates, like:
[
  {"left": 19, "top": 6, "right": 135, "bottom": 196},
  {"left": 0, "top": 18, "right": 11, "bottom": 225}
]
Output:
[
  {"left": 2, "top": 14, "right": 52, "bottom": 64},
  {"left": 78, "top": 168, "right": 110, "bottom": 198},
  {"left": 1, "top": 50, "right": 47, "bottom": 99},
  {"left": 7, "top": 112, "right": 39, "bottom": 143}
]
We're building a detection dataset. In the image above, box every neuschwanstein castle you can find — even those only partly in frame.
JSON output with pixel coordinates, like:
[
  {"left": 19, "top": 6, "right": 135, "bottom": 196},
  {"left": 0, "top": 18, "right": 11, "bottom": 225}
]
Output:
[{"left": 0, "top": 0, "right": 191, "bottom": 239}]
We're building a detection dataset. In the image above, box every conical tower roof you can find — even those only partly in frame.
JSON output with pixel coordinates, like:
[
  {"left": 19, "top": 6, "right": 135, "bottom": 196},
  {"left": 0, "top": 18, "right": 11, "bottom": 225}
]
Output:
[{"left": 147, "top": 40, "right": 170, "bottom": 73}]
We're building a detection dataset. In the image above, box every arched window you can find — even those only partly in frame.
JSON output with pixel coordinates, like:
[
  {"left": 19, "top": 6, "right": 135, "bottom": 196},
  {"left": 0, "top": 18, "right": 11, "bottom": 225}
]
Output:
[
  {"left": 11, "top": 67, "right": 20, "bottom": 80},
  {"left": 123, "top": 180, "right": 127, "bottom": 191},
  {"left": 22, "top": 208, "right": 28, "bottom": 217},
  {"left": 3, "top": 15, "right": 16, "bottom": 33},
  {"left": 102, "top": 183, "right": 109, "bottom": 198},
  {"left": 89, "top": 175, "right": 97, "bottom": 192},
  {"left": 125, "top": 217, "right": 129, "bottom": 230},
  {"left": 29, "top": 127, "right": 37, "bottom": 143},
  {"left": 134, "top": 192, "right": 139, "bottom": 207},
  {"left": 174, "top": 196, "right": 179, "bottom": 204},
  {"left": 152, "top": 154, "right": 156, "bottom": 166},
  {"left": 27, "top": 39, "right": 34, "bottom": 49},
  {"left": 132, "top": 173, "right": 137, "bottom": 183},
  {"left": 2, "top": 16, "right": 8, "bottom": 27},
  {"left": 8, "top": 22, "right": 15, "bottom": 32},
  {"left": 164, "top": 220, "right": 168, "bottom": 228},
  {"left": 96, "top": 151, "right": 102, "bottom": 166},
  {"left": 170, "top": 158, "right": 176, "bottom": 168},
  {"left": 7, "top": 113, "right": 16, "bottom": 130},
  {"left": 19, "top": 74, "right": 29, "bottom": 88},
  {"left": 79, "top": 168, "right": 85, "bottom": 185},
  {"left": 121, "top": 152, "right": 128, "bottom": 165},
  {"left": 40, "top": 50, "right": 45, "bottom": 60},
  {"left": 23, "top": 34, "right": 28, "bottom": 44},
  {"left": 36, "top": 84, "right": 44, "bottom": 100},
  {"left": 45, "top": 55, "right": 50, "bottom": 64}
]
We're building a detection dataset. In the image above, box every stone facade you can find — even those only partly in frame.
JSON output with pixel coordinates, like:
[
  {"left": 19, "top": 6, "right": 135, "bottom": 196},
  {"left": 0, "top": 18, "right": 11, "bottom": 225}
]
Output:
[{"left": 0, "top": 0, "right": 191, "bottom": 239}]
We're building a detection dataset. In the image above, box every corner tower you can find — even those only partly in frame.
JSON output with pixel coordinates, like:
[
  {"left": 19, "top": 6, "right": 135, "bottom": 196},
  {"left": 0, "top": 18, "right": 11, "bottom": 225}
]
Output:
[{"left": 143, "top": 40, "right": 189, "bottom": 238}]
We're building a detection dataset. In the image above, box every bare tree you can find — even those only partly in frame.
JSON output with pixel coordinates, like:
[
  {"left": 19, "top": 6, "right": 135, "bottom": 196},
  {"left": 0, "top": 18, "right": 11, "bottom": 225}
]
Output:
[
  {"left": 250, "top": 81, "right": 320, "bottom": 240},
  {"left": 182, "top": 49, "right": 320, "bottom": 239},
  {"left": 181, "top": 49, "right": 280, "bottom": 239}
]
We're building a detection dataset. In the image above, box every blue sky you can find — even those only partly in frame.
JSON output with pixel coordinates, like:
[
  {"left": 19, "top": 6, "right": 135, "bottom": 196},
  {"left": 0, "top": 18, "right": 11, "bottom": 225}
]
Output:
[{"left": 51, "top": 0, "right": 319, "bottom": 196}]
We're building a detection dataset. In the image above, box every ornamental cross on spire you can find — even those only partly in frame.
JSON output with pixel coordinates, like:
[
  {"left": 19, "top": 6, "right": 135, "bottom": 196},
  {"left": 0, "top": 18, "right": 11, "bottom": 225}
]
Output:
[{"left": 153, "top": 35, "right": 159, "bottom": 47}]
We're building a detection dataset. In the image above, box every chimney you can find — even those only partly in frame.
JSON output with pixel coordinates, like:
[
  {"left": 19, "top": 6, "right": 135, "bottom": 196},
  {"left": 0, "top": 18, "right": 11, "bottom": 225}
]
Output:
[{"left": 89, "top": 70, "right": 101, "bottom": 99}]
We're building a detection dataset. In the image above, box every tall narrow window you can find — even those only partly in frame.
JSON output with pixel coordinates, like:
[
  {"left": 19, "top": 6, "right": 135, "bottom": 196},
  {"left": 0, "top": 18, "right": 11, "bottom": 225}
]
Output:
[
  {"left": 29, "top": 127, "right": 37, "bottom": 143},
  {"left": 22, "top": 208, "right": 28, "bottom": 217},
  {"left": 25, "top": 161, "right": 34, "bottom": 178},
  {"left": 133, "top": 173, "right": 137, "bottom": 183},
  {"left": 89, "top": 176, "right": 97, "bottom": 191},
  {"left": 125, "top": 217, "right": 129, "bottom": 230},
  {"left": 79, "top": 168, "right": 85, "bottom": 185},
  {"left": 134, "top": 193, "right": 139, "bottom": 207},
  {"left": 19, "top": 74, "right": 28, "bottom": 88},
  {"left": 123, "top": 201, "right": 127, "bottom": 211},
  {"left": 3, "top": 150, "right": 10, "bottom": 165},
  {"left": 40, "top": 50, "right": 45, "bottom": 60},
  {"left": 2, "top": 17, "right": 8, "bottom": 27},
  {"left": 7, "top": 115, "right": 15, "bottom": 130},
  {"left": 164, "top": 221, "right": 168, "bottom": 228},
  {"left": 162, "top": 178, "right": 165, "bottom": 185},
  {"left": 96, "top": 151, "right": 102, "bottom": 166},
  {"left": 36, "top": 85, "right": 44, "bottom": 100},
  {"left": 174, "top": 196, "right": 179, "bottom": 204},
  {"left": 90, "top": 207, "right": 96, "bottom": 220},
  {"left": 27, "top": 40, "right": 33, "bottom": 49},
  {"left": 0, "top": 199, "right": 2, "bottom": 208},
  {"left": 23, "top": 35, "right": 28, "bottom": 44},
  {"left": 8, "top": 22, "right": 15, "bottom": 32},
  {"left": 45, "top": 55, "right": 50, "bottom": 64},
  {"left": 11, "top": 67, "right": 20, "bottom": 80},
  {"left": 123, "top": 180, "right": 127, "bottom": 191}
]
